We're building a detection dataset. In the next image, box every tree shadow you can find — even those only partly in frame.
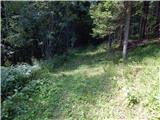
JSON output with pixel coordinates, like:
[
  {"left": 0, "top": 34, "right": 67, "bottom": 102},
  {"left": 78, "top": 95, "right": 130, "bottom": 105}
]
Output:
[
  {"left": 26, "top": 42, "right": 159, "bottom": 119},
  {"left": 127, "top": 42, "right": 160, "bottom": 63},
  {"left": 41, "top": 43, "right": 160, "bottom": 73},
  {"left": 49, "top": 50, "right": 119, "bottom": 73},
  {"left": 6, "top": 43, "right": 160, "bottom": 119}
]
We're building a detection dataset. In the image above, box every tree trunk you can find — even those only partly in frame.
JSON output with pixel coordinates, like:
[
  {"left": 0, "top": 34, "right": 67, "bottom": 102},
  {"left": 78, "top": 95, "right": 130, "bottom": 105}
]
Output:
[
  {"left": 123, "top": 2, "right": 132, "bottom": 60},
  {"left": 139, "top": 1, "right": 150, "bottom": 40},
  {"left": 108, "top": 34, "right": 112, "bottom": 50},
  {"left": 155, "top": 1, "right": 160, "bottom": 38},
  {"left": 119, "top": 25, "right": 123, "bottom": 48},
  {"left": 1, "top": 2, "right": 9, "bottom": 38}
]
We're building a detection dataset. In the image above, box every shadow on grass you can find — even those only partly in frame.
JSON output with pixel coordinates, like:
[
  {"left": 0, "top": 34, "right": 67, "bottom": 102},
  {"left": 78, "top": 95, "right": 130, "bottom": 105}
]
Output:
[
  {"left": 49, "top": 50, "right": 120, "bottom": 73},
  {"left": 3, "top": 43, "right": 160, "bottom": 119},
  {"left": 127, "top": 42, "right": 160, "bottom": 63},
  {"left": 20, "top": 42, "right": 160, "bottom": 119},
  {"left": 48, "top": 42, "right": 160, "bottom": 73}
]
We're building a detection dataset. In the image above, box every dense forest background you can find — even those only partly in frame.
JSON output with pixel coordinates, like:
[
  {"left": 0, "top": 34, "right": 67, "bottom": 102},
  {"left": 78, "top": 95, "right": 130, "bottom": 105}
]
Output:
[
  {"left": 1, "top": 1, "right": 160, "bottom": 120},
  {"left": 1, "top": 1, "right": 159, "bottom": 65}
]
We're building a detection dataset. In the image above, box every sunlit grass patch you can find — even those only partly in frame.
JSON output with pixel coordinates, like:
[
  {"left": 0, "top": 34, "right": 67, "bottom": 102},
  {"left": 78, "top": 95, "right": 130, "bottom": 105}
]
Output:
[{"left": 2, "top": 41, "right": 160, "bottom": 120}]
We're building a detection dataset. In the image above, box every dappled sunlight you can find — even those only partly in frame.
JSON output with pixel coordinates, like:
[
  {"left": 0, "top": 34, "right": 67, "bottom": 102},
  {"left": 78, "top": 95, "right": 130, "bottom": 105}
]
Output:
[
  {"left": 2, "top": 1, "right": 160, "bottom": 119},
  {"left": 76, "top": 46, "right": 106, "bottom": 56},
  {"left": 128, "top": 43, "right": 160, "bottom": 64},
  {"left": 2, "top": 42, "right": 160, "bottom": 119},
  {"left": 57, "top": 66, "right": 105, "bottom": 78},
  {"left": 84, "top": 64, "right": 160, "bottom": 120},
  {"left": 52, "top": 43, "right": 160, "bottom": 75}
]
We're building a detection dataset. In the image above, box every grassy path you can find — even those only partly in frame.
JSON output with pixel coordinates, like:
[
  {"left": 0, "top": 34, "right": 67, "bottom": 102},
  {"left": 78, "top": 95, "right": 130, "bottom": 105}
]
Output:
[{"left": 2, "top": 42, "right": 160, "bottom": 120}]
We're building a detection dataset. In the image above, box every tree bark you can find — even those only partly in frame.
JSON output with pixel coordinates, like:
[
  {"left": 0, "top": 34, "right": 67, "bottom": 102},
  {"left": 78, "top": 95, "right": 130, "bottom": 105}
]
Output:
[
  {"left": 1, "top": 2, "right": 9, "bottom": 38},
  {"left": 123, "top": 2, "right": 132, "bottom": 60},
  {"left": 119, "top": 25, "right": 123, "bottom": 48},
  {"left": 155, "top": 1, "right": 160, "bottom": 38},
  {"left": 108, "top": 34, "right": 112, "bottom": 50},
  {"left": 139, "top": 1, "right": 150, "bottom": 40}
]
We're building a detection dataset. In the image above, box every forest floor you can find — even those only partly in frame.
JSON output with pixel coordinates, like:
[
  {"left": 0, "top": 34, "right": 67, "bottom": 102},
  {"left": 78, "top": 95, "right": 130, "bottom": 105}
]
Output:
[
  {"left": 116, "top": 37, "right": 160, "bottom": 50},
  {"left": 2, "top": 41, "right": 160, "bottom": 120}
]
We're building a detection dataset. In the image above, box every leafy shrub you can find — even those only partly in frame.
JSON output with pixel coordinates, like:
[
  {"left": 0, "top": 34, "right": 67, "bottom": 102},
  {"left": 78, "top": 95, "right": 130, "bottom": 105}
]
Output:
[
  {"left": 1, "top": 63, "right": 40, "bottom": 100},
  {"left": 2, "top": 78, "right": 43, "bottom": 120}
]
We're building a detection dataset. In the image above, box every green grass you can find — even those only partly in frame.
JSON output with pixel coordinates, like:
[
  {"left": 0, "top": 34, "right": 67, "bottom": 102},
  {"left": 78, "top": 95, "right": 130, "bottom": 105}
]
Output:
[{"left": 2, "top": 42, "right": 160, "bottom": 120}]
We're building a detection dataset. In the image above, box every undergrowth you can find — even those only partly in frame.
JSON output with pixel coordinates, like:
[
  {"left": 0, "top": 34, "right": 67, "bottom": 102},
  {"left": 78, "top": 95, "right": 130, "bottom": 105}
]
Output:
[{"left": 1, "top": 42, "right": 160, "bottom": 120}]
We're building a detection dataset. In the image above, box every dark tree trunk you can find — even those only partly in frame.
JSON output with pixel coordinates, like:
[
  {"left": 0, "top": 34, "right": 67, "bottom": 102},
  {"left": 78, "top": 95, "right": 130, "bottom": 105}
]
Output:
[
  {"left": 154, "top": 1, "right": 160, "bottom": 38},
  {"left": 119, "top": 25, "right": 124, "bottom": 48},
  {"left": 44, "top": 7, "right": 54, "bottom": 59},
  {"left": 139, "top": 1, "right": 150, "bottom": 40},
  {"left": 123, "top": 2, "right": 132, "bottom": 60},
  {"left": 1, "top": 2, "right": 9, "bottom": 38},
  {"left": 108, "top": 34, "right": 112, "bottom": 50}
]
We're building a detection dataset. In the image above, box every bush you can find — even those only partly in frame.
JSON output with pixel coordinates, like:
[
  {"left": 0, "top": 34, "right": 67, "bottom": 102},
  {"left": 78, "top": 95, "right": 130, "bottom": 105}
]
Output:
[{"left": 1, "top": 63, "right": 40, "bottom": 101}]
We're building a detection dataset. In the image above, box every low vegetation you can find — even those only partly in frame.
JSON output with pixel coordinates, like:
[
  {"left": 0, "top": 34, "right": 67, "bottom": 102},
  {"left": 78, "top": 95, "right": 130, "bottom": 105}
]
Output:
[
  {"left": 1, "top": 1, "right": 160, "bottom": 119},
  {"left": 2, "top": 42, "right": 160, "bottom": 120}
]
